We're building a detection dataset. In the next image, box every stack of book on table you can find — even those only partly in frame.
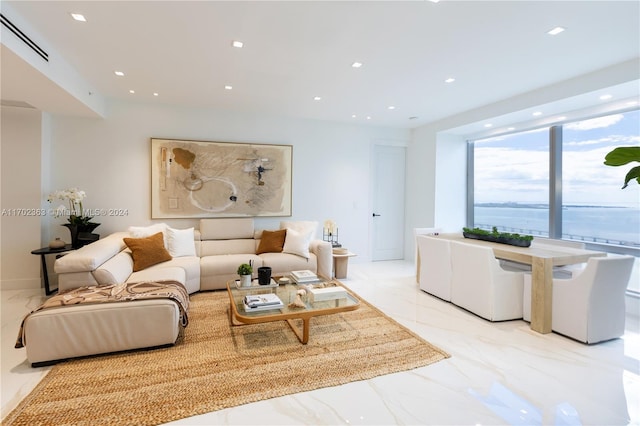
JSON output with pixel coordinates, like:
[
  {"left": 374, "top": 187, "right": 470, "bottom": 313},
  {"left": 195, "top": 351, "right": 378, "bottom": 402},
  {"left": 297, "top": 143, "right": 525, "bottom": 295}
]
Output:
[
  {"left": 243, "top": 294, "right": 284, "bottom": 312},
  {"left": 290, "top": 270, "right": 320, "bottom": 284}
]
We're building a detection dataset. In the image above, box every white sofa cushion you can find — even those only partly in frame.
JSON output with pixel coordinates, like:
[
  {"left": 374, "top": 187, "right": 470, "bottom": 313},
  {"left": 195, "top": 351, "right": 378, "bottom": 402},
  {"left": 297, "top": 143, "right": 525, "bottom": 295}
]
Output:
[
  {"left": 93, "top": 251, "right": 134, "bottom": 285},
  {"left": 259, "top": 252, "right": 318, "bottom": 277},
  {"left": 128, "top": 265, "right": 186, "bottom": 286},
  {"left": 280, "top": 220, "right": 318, "bottom": 239},
  {"left": 55, "top": 232, "right": 129, "bottom": 273},
  {"left": 200, "top": 218, "right": 254, "bottom": 240},
  {"left": 166, "top": 227, "right": 196, "bottom": 257},
  {"left": 129, "top": 257, "right": 201, "bottom": 295},
  {"left": 200, "top": 254, "right": 263, "bottom": 291},
  {"left": 58, "top": 272, "right": 99, "bottom": 292},
  {"left": 200, "top": 239, "right": 256, "bottom": 256},
  {"left": 128, "top": 223, "right": 169, "bottom": 246}
]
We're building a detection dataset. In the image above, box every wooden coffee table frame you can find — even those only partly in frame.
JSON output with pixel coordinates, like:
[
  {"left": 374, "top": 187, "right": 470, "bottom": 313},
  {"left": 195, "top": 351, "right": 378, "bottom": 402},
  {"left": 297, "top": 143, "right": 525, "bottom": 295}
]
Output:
[{"left": 226, "top": 281, "right": 359, "bottom": 344}]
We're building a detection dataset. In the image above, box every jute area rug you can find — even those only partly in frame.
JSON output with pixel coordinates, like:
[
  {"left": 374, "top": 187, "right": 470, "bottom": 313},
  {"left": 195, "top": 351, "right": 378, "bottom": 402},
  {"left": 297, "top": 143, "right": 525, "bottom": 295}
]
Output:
[{"left": 5, "top": 287, "right": 450, "bottom": 425}]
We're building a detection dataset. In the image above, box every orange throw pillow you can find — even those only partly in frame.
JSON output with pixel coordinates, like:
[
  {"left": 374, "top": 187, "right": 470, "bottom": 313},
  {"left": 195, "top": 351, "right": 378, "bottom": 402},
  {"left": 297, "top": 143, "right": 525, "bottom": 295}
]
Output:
[
  {"left": 256, "top": 229, "right": 287, "bottom": 254},
  {"left": 123, "top": 232, "right": 172, "bottom": 272}
]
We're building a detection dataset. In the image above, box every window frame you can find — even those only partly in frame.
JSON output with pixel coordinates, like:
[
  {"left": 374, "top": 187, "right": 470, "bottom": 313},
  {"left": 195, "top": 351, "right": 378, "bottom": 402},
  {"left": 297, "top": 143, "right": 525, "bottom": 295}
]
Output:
[{"left": 467, "top": 110, "right": 639, "bottom": 259}]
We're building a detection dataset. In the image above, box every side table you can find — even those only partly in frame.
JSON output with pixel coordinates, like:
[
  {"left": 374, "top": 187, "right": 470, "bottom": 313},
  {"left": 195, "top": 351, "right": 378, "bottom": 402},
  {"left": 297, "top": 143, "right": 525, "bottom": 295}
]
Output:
[
  {"left": 332, "top": 251, "right": 357, "bottom": 279},
  {"left": 31, "top": 245, "right": 74, "bottom": 295}
]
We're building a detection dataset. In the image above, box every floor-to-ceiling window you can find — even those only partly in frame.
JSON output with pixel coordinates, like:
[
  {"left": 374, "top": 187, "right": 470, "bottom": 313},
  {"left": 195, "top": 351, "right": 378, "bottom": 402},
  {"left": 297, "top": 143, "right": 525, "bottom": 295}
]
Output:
[
  {"left": 472, "top": 127, "right": 550, "bottom": 237},
  {"left": 562, "top": 110, "right": 640, "bottom": 248},
  {"left": 469, "top": 108, "right": 639, "bottom": 293}
]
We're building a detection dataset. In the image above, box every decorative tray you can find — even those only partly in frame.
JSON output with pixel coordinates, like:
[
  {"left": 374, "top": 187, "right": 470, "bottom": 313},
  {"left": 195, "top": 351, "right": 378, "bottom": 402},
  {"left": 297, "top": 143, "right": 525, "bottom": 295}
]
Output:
[{"left": 234, "top": 278, "right": 278, "bottom": 290}]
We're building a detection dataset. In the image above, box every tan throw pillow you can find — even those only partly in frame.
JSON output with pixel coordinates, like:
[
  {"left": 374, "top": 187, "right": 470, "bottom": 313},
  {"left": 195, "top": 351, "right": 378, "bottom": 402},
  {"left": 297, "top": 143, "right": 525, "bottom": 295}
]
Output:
[
  {"left": 123, "top": 232, "right": 172, "bottom": 272},
  {"left": 256, "top": 229, "right": 287, "bottom": 254}
]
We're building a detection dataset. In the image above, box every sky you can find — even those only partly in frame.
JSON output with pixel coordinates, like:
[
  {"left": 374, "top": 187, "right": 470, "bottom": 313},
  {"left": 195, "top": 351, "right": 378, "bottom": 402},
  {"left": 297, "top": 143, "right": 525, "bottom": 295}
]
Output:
[{"left": 474, "top": 109, "right": 640, "bottom": 207}]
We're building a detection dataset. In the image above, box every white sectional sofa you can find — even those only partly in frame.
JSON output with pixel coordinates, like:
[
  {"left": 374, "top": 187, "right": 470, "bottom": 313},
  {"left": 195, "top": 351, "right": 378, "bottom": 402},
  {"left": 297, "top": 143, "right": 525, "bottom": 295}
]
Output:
[
  {"left": 55, "top": 218, "right": 332, "bottom": 293},
  {"left": 21, "top": 218, "right": 331, "bottom": 366}
]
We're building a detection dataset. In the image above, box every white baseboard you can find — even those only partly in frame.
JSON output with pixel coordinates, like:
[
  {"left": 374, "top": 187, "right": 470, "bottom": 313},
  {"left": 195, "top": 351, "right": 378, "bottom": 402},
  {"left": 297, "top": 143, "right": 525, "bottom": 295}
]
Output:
[{"left": 0, "top": 278, "right": 41, "bottom": 291}]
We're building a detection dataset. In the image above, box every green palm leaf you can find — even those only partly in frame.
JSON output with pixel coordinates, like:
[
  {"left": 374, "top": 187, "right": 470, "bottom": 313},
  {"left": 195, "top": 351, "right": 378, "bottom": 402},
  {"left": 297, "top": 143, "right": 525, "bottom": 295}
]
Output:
[{"left": 604, "top": 146, "right": 640, "bottom": 189}]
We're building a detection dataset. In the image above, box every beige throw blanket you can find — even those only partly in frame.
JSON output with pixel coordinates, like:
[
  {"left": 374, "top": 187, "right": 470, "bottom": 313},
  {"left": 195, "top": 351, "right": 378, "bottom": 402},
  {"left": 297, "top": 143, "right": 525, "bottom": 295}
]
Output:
[{"left": 15, "top": 280, "right": 190, "bottom": 348}]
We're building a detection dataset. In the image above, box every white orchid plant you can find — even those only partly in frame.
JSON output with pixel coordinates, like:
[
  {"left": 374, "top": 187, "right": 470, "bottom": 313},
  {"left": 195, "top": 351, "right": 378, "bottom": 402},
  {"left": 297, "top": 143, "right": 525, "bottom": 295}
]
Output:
[{"left": 47, "top": 188, "right": 93, "bottom": 226}]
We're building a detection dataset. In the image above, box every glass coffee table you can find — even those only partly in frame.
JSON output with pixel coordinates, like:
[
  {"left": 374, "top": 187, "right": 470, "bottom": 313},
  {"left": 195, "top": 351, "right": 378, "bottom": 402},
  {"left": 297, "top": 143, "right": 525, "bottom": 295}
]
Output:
[{"left": 226, "top": 278, "right": 359, "bottom": 344}]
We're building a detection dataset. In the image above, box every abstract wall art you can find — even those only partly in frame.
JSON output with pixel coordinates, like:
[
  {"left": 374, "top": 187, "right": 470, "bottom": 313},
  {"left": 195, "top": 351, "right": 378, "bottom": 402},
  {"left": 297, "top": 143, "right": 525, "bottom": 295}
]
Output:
[{"left": 151, "top": 138, "right": 292, "bottom": 218}]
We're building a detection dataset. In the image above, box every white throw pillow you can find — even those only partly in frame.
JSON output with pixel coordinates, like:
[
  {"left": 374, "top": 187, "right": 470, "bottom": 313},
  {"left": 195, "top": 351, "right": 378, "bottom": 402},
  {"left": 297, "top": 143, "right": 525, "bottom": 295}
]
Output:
[
  {"left": 282, "top": 227, "right": 312, "bottom": 259},
  {"left": 279, "top": 220, "right": 318, "bottom": 239},
  {"left": 128, "top": 223, "right": 168, "bottom": 238},
  {"left": 166, "top": 227, "right": 196, "bottom": 257},
  {"left": 128, "top": 223, "right": 169, "bottom": 246}
]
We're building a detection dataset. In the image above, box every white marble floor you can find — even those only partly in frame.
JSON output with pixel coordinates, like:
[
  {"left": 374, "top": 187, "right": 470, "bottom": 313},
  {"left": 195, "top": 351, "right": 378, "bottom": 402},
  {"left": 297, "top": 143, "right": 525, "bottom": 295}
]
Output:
[{"left": 2, "top": 260, "right": 639, "bottom": 425}]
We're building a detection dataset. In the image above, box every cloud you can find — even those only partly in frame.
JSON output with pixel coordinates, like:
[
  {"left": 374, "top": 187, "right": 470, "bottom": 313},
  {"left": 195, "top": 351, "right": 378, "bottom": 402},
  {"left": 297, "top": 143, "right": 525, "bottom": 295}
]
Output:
[
  {"left": 474, "top": 147, "right": 549, "bottom": 201},
  {"left": 564, "top": 134, "right": 640, "bottom": 147},
  {"left": 564, "top": 114, "right": 624, "bottom": 131},
  {"left": 475, "top": 144, "right": 639, "bottom": 204},
  {"left": 473, "top": 109, "right": 639, "bottom": 205}
]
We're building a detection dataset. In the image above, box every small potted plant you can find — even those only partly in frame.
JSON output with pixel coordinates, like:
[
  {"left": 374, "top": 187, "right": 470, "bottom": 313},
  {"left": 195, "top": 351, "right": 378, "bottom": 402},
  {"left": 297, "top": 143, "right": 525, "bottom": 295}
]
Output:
[{"left": 237, "top": 263, "right": 253, "bottom": 287}]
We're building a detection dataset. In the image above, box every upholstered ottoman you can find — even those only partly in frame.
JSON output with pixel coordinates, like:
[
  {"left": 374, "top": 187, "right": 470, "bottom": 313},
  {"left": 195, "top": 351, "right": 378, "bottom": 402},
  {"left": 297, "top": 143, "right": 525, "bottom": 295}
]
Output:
[
  {"left": 23, "top": 299, "right": 182, "bottom": 366},
  {"left": 19, "top": 268, "right": 189, "bottom": 367}
]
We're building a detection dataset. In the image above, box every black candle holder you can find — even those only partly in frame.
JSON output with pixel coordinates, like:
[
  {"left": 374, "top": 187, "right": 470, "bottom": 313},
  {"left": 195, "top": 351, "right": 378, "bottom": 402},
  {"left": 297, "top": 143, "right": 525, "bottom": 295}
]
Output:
[{"left": 323, "top": 228, "right": 341, "bottom": 248}]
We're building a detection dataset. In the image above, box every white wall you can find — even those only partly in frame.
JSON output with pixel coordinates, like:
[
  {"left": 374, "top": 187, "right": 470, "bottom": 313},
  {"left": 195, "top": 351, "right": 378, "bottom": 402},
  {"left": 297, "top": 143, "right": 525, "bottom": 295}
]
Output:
[
  {"left": 44, "top": 100, "right": 408, "bottom": 260},
  {"left": 405, "top": 124, "right": 437, "bottom": 256},
  {"left": 1, "top": 100, "right": 408, "bottom": 289},
  {"left": 405, "top": 125, "right": 468, "bottom": 261},
  {"left": 434, "top": 132, "right": 467, "bottom": 232},
  {"left": 0, "top": 106, "right": 43, "bottom": 289}
]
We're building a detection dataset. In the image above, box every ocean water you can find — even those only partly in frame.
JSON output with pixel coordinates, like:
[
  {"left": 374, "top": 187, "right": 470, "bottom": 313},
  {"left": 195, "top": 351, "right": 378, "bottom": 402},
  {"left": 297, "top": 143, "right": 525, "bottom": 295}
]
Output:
[{"left": 474, "top": 205, "right": 640, "bottom": 247}]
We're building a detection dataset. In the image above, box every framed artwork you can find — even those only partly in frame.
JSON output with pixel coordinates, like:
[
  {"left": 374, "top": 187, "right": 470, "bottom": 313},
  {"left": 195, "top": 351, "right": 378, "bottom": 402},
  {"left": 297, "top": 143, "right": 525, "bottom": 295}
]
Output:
[{"left": 151, "top": 138, "right": 292, "bottom": 218}]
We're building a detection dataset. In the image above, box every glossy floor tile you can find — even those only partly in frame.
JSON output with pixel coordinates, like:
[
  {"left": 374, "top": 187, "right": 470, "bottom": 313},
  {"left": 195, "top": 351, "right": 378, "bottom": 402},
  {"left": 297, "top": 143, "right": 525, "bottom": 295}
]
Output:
[{"left": 2, "top": 260, "right": 639, "bottom": 425}]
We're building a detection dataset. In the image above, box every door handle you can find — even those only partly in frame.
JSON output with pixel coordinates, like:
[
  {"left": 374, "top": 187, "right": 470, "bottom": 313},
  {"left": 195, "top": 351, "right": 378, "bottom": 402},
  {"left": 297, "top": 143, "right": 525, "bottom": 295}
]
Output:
[{"left": 372, "top": 213, "right": 381, "bottom": 217}]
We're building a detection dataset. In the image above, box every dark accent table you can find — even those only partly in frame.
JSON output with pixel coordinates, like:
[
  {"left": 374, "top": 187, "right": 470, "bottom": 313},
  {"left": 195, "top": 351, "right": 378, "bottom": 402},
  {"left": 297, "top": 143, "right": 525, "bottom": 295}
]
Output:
[{"left": 31, "top": 245, "right": 74, "bottom": 295}]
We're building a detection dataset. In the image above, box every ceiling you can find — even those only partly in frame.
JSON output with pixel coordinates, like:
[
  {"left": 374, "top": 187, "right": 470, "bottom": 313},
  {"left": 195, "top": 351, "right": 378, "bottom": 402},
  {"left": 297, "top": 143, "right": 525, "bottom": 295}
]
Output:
[{"left": 2, "top": 1, "right": 639, "bottom": 130}]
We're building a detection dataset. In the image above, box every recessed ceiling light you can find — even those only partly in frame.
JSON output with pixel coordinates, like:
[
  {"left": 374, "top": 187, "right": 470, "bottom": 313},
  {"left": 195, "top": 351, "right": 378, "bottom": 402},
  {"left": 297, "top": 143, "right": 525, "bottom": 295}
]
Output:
[
  {"left": 232, "top": 40, "right": 243, "bottom": 48},
  {"left": 547, "top": 26, "right": 565, "bottom": 35},
  {"left": 70, "top": 13, "right": 86, "bottom": 22},
  {"left": 484, "top": 123, "right": 493, "bottom": 128},
  {"left": 445, "top": 77, "right": 455, "bottom": 83},
  {"left": 351, "top": 62, "right": 363, "bottom": 68},
  {"left": 507, "top": 127, "right": 515, "bottom": 131},
  {"left": 313, "top": 96, "right": 322, "bottom": 101},
  {"left": 224, "top": 85, "right": 233, "bottom": 90},
  {"left": 366, "top": 116, "right": 371, "bottom": 120},
  {"left": 114, "top": 71, "right": 124, "bottom": 76},
  {"left": 388, "top": 106, "right": 396, "bottom": 110},
  {"left": 627, "top": 101, "right": 639, "bottom": 106},
  {"left": 352, "top": 114, "right": 357, "bottom": 118},
  {"left": 533, "top": 111, "right": 542, "bottom": 116},
  {"left": 129, "top": 90, "right": 135, "bottom": 94},
  {"left": 153, "top": 92, "right": 159, "bottom": 97},
  {"left": 599, "top": 94, "right": 613, "bottom": 100},
  {"left": 428, "top": 0, "right": 440, "bottom": 3},
  {"left": 556, "top": 116, "right": 566, "bottom": 121}
]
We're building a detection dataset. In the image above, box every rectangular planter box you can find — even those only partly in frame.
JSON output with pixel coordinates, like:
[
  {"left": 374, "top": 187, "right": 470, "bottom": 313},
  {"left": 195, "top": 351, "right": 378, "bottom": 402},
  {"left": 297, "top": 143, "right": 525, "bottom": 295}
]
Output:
[{"left": 462, "top": 231, "right": 532, "bottom": 247}]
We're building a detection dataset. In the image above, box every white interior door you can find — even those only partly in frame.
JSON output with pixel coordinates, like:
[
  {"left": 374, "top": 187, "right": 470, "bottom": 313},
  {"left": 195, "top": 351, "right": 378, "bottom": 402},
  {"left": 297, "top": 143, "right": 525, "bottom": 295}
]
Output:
[{"left": 371, "top": 145, "right": 406, "bottom": 261}]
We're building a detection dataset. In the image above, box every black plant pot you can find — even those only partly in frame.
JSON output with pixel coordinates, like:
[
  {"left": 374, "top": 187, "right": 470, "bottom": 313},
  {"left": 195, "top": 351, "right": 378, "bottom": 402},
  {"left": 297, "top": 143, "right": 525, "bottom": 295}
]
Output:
[
  {"left": 63, "top": 222, "right": 100, "bottom": 249},
  {"left": 463, "top": 231, "right": 531, "bottom": 247}
]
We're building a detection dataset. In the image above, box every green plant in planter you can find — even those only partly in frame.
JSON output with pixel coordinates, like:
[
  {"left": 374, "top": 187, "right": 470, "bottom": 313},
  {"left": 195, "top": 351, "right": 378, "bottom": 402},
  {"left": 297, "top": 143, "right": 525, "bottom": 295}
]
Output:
[
  {"left": 463, "top": 226, "right": 533, "bottom": 243},
  {"left": 604, "top": 146, "right": 640, "bottom": 189},
  {"left": 237, "top": 263, "right": 253, "bottom": 276}
]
